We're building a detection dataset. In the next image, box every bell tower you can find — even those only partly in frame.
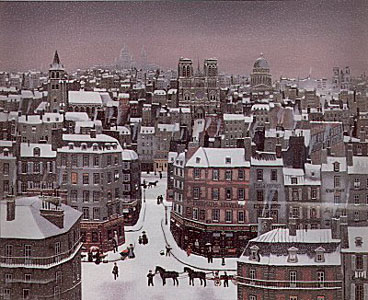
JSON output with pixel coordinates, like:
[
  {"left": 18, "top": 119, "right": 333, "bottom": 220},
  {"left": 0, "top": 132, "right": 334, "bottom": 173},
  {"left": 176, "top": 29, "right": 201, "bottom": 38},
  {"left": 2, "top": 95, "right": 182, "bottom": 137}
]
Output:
[{"left": 47, "top": 51, "right": 67, "bottom": 113}]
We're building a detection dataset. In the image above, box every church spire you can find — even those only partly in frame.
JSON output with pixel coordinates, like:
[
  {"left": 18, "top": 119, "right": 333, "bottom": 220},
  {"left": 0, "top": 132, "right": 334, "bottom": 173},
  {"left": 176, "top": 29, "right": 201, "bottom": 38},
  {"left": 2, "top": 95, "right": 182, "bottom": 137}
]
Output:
[
  {"left": 53, "top": 50, "right": 60, "bottom": 65},
  {"left": 50, "top": 50, "right": 64, "bottom": 70}
]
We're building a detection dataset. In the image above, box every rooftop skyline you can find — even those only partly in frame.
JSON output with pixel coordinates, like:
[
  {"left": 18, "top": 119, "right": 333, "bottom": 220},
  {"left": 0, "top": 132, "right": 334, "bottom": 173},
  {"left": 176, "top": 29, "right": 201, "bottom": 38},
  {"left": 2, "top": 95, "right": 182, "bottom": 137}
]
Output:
[{"left": 1, "top": 1, "right": 367, "bottom": 77}]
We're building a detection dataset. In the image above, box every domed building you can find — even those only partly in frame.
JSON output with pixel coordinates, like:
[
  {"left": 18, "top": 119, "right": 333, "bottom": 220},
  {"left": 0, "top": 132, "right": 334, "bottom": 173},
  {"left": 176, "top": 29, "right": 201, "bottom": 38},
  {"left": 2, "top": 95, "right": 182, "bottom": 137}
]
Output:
[{"left": 250, "top": 53, "right": 272, "bottom": 92}]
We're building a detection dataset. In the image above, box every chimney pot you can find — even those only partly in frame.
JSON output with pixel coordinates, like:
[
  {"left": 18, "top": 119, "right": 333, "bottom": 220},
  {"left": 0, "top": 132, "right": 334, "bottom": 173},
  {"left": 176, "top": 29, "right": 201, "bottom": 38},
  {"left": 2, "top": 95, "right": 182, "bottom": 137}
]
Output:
[{"left": 6, "top": 197, "right": 15, "bottom": 221}]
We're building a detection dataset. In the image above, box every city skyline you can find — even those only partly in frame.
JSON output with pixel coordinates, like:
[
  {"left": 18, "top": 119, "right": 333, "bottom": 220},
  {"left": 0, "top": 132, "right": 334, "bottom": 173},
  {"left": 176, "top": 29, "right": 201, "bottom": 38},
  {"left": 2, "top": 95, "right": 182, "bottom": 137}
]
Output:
[{"left": 1, "top": 0, "right": 368, "bottom": 77}]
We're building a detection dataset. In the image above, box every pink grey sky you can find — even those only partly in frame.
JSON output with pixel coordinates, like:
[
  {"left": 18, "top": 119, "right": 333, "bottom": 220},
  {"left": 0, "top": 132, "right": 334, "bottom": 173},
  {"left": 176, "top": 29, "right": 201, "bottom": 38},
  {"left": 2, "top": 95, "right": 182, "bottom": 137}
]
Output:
[{"left": 0, "top": 1, "right": 367, "bottom": 78}]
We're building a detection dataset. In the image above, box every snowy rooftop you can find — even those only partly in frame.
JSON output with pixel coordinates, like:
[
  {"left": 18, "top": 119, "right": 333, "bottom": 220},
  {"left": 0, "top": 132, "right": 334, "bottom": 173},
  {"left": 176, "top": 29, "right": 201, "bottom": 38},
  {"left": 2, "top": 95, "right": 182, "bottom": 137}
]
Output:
[
  {"left": 62, "top": 133, "right": 118, "bottom": 143},
  {"left": 0, "top": 197, "right": 81, "bottom": 240},
  {"left": 157, "top": 123, "right": 180, "bottom": 132},
  {"left": 65, "top": 112, "right": 90, "bottom": 122},
  {"left": 348, "top": 156, "right": 368, "bottom": 174},
  {"left": 68, "top": 91, "right": 102, "bottom": 105},
  {"left": 223, "top": 114, "right": 246, "bottom": 121},
  {"left": 140, "top": 126, "right": 155, "bottom": 134},
  {"left": 121, "top": 149, "right": 138, "bottom": 161},
  {"left": 341, "top": 227, "right": 368, "bottom": 253},
  {"left": 186, "top": 147, "right": 250, "bottom": 168},
  {"left": 20, "top": 143, "right": 56, "bottom": 158},
  {"left": 321, "top": 156, "right": 347, "bottom": 172}
]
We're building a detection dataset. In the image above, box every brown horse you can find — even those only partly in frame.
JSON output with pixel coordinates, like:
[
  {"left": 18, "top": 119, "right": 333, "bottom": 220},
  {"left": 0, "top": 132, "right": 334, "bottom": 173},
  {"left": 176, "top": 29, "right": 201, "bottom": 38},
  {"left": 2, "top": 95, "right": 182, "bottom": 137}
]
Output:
[
  {"left": 155, "top": 266, "right": 179, "bottom": 286},
  {"left": 184, "top": 267, "right": 207, "bottom": 287}
]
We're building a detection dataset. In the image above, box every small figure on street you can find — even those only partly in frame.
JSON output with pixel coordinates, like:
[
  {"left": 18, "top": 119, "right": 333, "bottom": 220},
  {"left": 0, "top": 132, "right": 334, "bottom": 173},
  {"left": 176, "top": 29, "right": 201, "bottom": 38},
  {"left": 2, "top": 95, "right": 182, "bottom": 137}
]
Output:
[
  {"left": 138, "top": 235, "right": 143, "bottom": 244},
  {"left": 165, "top": 244, "right": 172, "bottom": 256},
  {"left": 214, "top": 271, "right": 221, "bottom": 286},
  {"left": 147, "top": 270, "right": 155, "bottom": 286},
  {"left": 159, "top": 195, "right": 163, "bottom": 204},
  {"left": 88, "top": 251, "right": 93, "bottom": 262},
  {"left": 223, "top": 272, "right": 229, "bottom": 287},
  {"left": 127, "top": 243, "right": 135, "bottom": 259},
  {"left": 186, "top": 244, "right": 192, "bottom": 257},
  {"left": 112, "top": 263, "right": 119, "bottom": 280},
  {"left": 207, "top": 246, "right": 213, "bottom": 263},
  {"left": 113, "top": 231, "right": 119, "bottom": 253},
  {"left": 112, "top": 239, "right": 118, "bottom": 253},
  {"left": 159, "top": 171, "right": 162, "bottom": 179},
  {"left": 157, "top": 196, "right": 160, "bottom": 205},
  {"left": 95, "top": 250, "right": 101, "bottom": 265},
  {"left": 142, "top": 231, "right": 148, "bottom": 245},
  {"left": 194, "top": 239, "right": 199, "bottom": 250}
]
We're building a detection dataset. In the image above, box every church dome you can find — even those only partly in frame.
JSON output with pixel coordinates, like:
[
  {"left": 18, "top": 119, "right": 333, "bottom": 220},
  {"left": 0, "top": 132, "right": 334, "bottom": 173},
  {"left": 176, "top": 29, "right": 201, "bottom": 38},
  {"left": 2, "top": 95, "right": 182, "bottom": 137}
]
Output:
[{"left": 253, "top": 53, "right": 269, "bottom": 69}]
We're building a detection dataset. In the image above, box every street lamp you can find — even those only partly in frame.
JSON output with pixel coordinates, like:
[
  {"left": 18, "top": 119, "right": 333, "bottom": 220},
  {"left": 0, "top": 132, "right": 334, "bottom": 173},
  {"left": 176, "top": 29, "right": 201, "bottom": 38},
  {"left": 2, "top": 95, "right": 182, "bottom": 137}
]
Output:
[{"left": 221, "top": 231, "right": 226, "bottom": 266}]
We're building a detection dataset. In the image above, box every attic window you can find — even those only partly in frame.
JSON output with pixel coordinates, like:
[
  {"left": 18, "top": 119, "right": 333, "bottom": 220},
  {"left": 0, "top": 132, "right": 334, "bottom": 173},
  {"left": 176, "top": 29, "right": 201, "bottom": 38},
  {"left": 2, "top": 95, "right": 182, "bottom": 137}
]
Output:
[
  {"left": 225, "top": 157, "right": 231, "bottom": 164},
  {"left": 196, "top": 157, "right": 201, "bottom": 164},
  {"left": 291, "top": 177, "right": 298, "bottom": 184},
  {"left": 249, "top": 245, "right": 260, "bottom": 262},
  {"left": 68, "top": 143, "right": 74, "bottom": 150},
  {"left": 81, "top": 143, "right": 87, "bottom": 150},
  {"left": 33, "top": 147, "right": 40, "bottom": 157},
  {"left": 287, "top": 247, "right": 298, "bottom": 263},
  {"left": 355, "top": 237, "right": 363, "bottom": 247},
  {"left": 92, "top": 143, "right": 98, "bottom": 151},
  {"left": 333, "top": 162, "right": 340, "bottom": 172},
  {"left": 112, "top": 143, "right": 117, "bottom": 150},
  {"left": 315, "top": 246, "right": 326, "bottom": 262}
]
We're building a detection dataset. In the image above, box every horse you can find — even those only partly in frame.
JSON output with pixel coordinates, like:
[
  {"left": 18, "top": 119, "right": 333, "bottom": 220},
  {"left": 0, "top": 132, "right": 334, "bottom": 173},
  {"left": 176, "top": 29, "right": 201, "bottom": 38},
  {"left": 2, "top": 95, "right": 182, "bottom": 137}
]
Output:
[
  {"left": 148, "top": 180, "right": 158, "bottom": 188},
  {"left": 155, "top": 266, "right": 179, "bottom": 286},
  {"left": 184, "top": 267, "right": 207, "bottom": 287}
]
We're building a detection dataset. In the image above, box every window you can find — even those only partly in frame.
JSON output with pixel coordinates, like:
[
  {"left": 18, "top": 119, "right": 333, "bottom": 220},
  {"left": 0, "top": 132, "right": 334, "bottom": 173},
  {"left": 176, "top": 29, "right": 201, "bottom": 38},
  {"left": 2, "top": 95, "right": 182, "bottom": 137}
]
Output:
[
  {"left": 238, "top": 211, "right": 245, "bottom": 223},
  {"left": 238, "top": 188, "right": 245, "bottom": 200},
  {"left": 225, "top": 157, "right": 231, "bottom": 164},
  {"left": 291, "top": 207, "right": 300, "bottom": 218},
  {"left": 249, "top": 295, "right": 256, "bottom": 300},
  {"left": 3, "top": 288, "right": 10, "bottom": 299},
  {"left": 291, "top": 177, "right": 298, "bottom": 184},
  {"left": 212, "top": 188, "right": 219, "bottom": 200},
  {"left": 311, "top": 188, "right": 317, "bottom": 199},
  {"left": 83, "top": 173, "right": 89, "bottom": 184},
  {"left": 238, "top": 169, "right": 244, "bottom": 180},
  {"left": 334, "top": 195, "right": 340, "bottom": 204},
  {"left": 3, "top": 180, "right": 9, "bottom": 194},
  {"left": 71, "top": 172, "right": 78, "bottom": 184},
  {"left": 289, "top": 297, "right": 298, "bottom": 300},
  {"left": 82, "top": 207, "right": 89, "bottom": 220},
  {"left": 93, "top": 156, "right": 99, "bottom": 166},
  {"left": 354, "top": 178, "right": 361, "bottom": 188},
  {"left": 5, "top": 273, "right": 12, "bottom": 283},
  {"left": 354, "top": 211, "right": 360, "bottom": 221},
  {"left": 212, "top": 209, "right": 220, "bottom": 222},
  {"left": 271, "top": 190, "right": 278, "bottom": 202},
  {"left": 107, "top": 172, "right": 112, "bottom": 184},
  {"left": 33, "top": 162, "right": 40, "bottom": 174},
  {"left": 212, "top": 169, "right": 219, "bottom": 181},
  {"left": 334, "top": 176, "right": 340, "bottom": 188},
  {"left": 24, "top": 274, "right": 31, "bottom": 282},
  {"left": 356, "top": 284, "right": 364, "bottom": 300},
  {"left": 23, "top": 289, "right": 30, "bottom": 299},
  {"left": 83, "top": 190, "right": 89, "bottom": 202},
  {"left": 225, "top": 210, "right": 232, "bottom": 222},
  {"left": 226, "top": 188, "right": 231, "bottom": 200},
  {"left": 317, "top": 271, "right": 325, "bottom": 287},
  {"left": 249, "top": 269, "right": 256, "bottom": 280},
  {"left": 199, "top": 209, "right": 205, "bottom": 220},
  {"left": 271, "top": 169, "right": 277, "bottom": 181},
  {"left": 93, "top": 207, "right": 100, "bottom": 220},
  {"left": 256, "top": 190, "right": 264, "bottom": 202},
  {"left": 355, "top": 237, "right": 363, "bottom": 247},
  {"left": 292, "top": 188, "right": 299, "bottom": 201},
  {"left": 192, "top": 208, "right": 198, "bottom": 220},
  {"left": 24, "top": 245, "right": 31, "bottom": 264},
  {"left": 193, "top": 187, "right": 200, "bottom": 199},
  {"left": 3, "top": 163, "right": 9, "bottom": 175},
  {"left": 114, "top": 170, "right": 119, "bottom": 181},
  {"left": 107, "top": 155, "right": 112, "bottom": 166},
  {"left": 225, "top": 170, "right": 232, "bottom": 181},
  {"left": 194, "top": 168, "right": 200, "bottom": 179},
  {"left": 356, "top": 254, "right": 364, "bottom": 270},
  {"left": 333, "top": 162, "right": 340, "bottom": 172},
  {"left": 22, "top": 162, "right": 27, "bottom": 173},
  {"left": 123, "top": 174, "right": 130, "bottom": 182},
  {"left": 256, "top": 169, "right": 263, "bottom": 181},
  {"left": 71, "top": 154, "right": 78, "bottom": 167},
  {"left": 70, "top": 190, "right": 78, "bottom": 202},
  {"left": 354, "top": 195, "right": 360, "bottom": 205},
  {"left": 93, "top": 173, "right": 100, "bottom": 184},
  {"left": 289, "top": 271, "right": 297, "bottom": 288}
]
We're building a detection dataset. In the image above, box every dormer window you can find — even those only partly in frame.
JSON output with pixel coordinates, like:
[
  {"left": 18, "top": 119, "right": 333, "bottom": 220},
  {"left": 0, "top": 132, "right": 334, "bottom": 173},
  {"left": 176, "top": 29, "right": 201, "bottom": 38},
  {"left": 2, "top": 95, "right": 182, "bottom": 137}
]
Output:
[
  {"left": 333, "top": 162, "right": 340, "bottom": 172},
  {"left": 291, "top": 177, "right": 298, "bottom": 184},
  {"left": 112, "top": 143, "right": 117, "bottom": 150},
  {"left": 33, "top": 147, "right": 40, "bottom": 157},
  {"left": 105, "top": 143, "right": 111, "bottom": 150},
  {"left": 355, "top": 237, "right": 363, "bottom": 247},
  {"left": 68, "top": 143, "right": 74, "bottom": 150},
  {"left": 287, "top": 247, "right": 298, "bottom": 263},
  {"left": 249, "top": 245, "right": 260, "bottom": 262},
  {"left": 196, "top": 157, "right": 201, "bottom": 164},
  {"left": 92, "top": 143, "right": 98, "bottom": 151},
  {"left": 225, "top": 157, "right": 231, "bottom": 164},
  {"left": 81, "top": 143, "right": 87, "bottom": 150},
  {"left": 315, "top": 246, "right": 326, "bottom": 262}
]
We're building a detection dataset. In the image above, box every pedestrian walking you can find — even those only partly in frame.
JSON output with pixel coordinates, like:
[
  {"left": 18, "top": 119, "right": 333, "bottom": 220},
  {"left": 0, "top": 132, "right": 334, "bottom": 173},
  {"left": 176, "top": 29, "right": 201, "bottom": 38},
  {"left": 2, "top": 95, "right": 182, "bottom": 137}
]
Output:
[
  {"left": 157, "top": 196, "right": 160, "bottom": 205},
  {"left": 159, "top": 171, "right": 162, "bottom": 179},
  {"left": 138, "top": 235, "right": 143, "bottom": 244},
  {"left": 95, "top": 250, "right": 101, "bottom": 265},
  {"left": 112, "top": 263, "right": 119, "bottom": 280},
  {"left": 142, "top": 231, "right": 148, "bottom": 245},
  {"left": 223, "top": 272, "right": 229, "bottom": 287},
  {"left": 127, "top": 243, "right": 135, "bottom": 259},
  {"left": 186, "top": 244, "right": 192, "bottom": 257},
  {"left": 147, "top": 270, "right": 154, "bottom": 286},
  {"left": 165, "top": 244, "right": 172, "bottom": 256}
]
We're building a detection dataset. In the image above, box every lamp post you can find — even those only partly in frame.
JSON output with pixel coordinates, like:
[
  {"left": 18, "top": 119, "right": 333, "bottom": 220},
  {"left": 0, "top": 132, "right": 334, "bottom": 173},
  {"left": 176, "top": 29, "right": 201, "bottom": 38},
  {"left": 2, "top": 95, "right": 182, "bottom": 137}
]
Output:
[
  {"left": 165, "top": 205, "right": 168, "bottom": 225},
  {"left": 221, "top": 231, "right": 226, "bottom": 266}
]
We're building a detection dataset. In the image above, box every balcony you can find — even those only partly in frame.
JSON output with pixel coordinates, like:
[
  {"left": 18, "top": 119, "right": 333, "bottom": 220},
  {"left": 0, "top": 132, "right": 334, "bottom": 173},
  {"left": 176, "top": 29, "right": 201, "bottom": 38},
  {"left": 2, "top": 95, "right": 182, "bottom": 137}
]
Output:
[
  {"left": 354, "top": 270, "right": 367, "bottom": 279},
  {"left": 0, "top": 239, "right": 82, "bottom": 269},
  {"left": 235, "top": 276, "right": 342, "bottom": 290}
]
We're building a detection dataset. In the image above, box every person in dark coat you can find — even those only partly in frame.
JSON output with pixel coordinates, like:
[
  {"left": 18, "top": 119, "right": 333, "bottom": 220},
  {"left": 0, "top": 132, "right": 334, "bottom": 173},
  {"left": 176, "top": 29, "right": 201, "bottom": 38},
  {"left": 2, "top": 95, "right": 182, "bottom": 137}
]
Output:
[
  {"left": 157, "top": 196, "right": 160, "bottom": 205},
  {"left": 159, "top": 171, "right": 162, "bottom": 179},
  {"left": 138, "top": 235, "right": 143, "bottom": 244},
  {"left": 223, "top": 272, "right": 229, "bottom": 287},
  {"left": 165, "top": 244, "right": 172, "bottom": 256},
  {"left": 95, "top": 250, "right": 101, "bottom": 265},
  {"left": 112, "top": 263, "right": 119, "bottom": 280},
  {"left": 127, "top": 244, "right": 135, "bottom": 259},
  {"left": 112, "top": 239, "right": 118, "bottom": 253},
  {"left": 147, "top": 270, "right": 154, "bottom": 286},
  {"left": 142, "top": 232, "right": 148, "bottom": 245}
]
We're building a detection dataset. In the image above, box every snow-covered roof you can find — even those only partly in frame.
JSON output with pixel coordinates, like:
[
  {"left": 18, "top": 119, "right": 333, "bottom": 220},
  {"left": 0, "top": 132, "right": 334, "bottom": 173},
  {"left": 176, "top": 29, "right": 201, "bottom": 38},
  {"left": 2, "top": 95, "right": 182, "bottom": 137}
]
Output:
[
  {"left": 251, "top": 155, "right": 283, "bottom": 166},
  {"left": 341, "top": 227, "right": 368, "bottom": 253},
  {"left": 140, "top": 126, "right": 155, "bottom": 134},
  {"left": 111, "top": 126, "right": 131, "bottom": 135},
  {"left": 186, "top": 147, "right": 250, "bottom": 168},
  {"left": 68, "top": 91, "right": 102, "bottom": 105},
  {"left": 21, "top": 90, "right": 34, "bottom": 98},
  {"left": 321, "top": 157, "right": 347, "bottom": 172},
  {"left": 167, "top": 89, "right": 177, "bottom": 95},
  {"left": 223, "top": 114, "right": 246, "bottom": 121},
  {"left": 0, "top": 197, "right": 81, "bottom": 240},
  {"left": 153, "top": 90, "right": 166, "bottom": 96},
  {"left": 20, "top": 143, "right": 56, "bottom": 158},
  {"left": 121, "top": 149, "right": 138, "bottom": 161},
  {"left": 157, "top": 123, "right": 180, "bottom": 132},
  {"left": 65, "top": 112, "right": 90, "bottom": 122},
  {"left": 348, "top": 156, "right": 368, "bottom": 174},
  {"left": 168, "top": 152, "right": 178, "bottom": 163},
  {"left": 62, "top": 134, "right": 118, "bottom": 143},
  {"left": 118, "top": 93, "right": 130, "bottom": 99}
]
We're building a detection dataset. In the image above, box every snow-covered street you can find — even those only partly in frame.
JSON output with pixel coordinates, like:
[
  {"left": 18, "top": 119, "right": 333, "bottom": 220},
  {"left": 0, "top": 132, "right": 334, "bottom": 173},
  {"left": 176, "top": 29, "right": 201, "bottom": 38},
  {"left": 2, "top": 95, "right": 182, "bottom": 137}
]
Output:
[{"left": 82, "top": 172, "right": 237, "bottom": 300}]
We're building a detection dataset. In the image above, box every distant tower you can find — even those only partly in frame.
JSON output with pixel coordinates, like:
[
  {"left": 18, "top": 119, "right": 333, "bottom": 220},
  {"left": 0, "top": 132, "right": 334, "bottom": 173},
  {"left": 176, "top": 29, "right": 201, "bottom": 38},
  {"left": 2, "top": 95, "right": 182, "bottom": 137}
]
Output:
[
  {"left": 47, "top": 51, "right": 68, "bottom": 113},
  {"left": 250, "top": 53, "right": 272, "bottom": 92}
]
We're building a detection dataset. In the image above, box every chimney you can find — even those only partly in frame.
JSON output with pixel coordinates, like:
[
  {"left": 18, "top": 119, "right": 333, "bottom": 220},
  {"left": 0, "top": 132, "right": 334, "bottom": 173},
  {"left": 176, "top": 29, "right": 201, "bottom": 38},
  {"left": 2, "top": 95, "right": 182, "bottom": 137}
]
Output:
[
  {"left": 243, "top": 136, "right": 252, "bottom": 161},
  {"left": 40, "top": 198, "right": 64, "bottom": 229},
  {"left": 289, "top": 217, "right": 297, "bottom": 236},
  {"left": 321, "top": 148, "right": 328, "bottom": 164},
  {"left": 6, "top": 196, "right": 15, "bottom": 221},
  {"left": 340, "top": 215, "right": 349, "bottom": 249},
  {"left": 186, "top": 141, "right": 199, "bottom": 160},
  {"left": 257, "top": 217, "right": 273, "bottom": 236},
  {"left": 275, "top": 143, "right": 282, "bottom": 158},
  {"left": 347, "top": 143, "right": 353, "bottom": 166},
  {"left": 331, "top": 217, "right": 341, "bottom": 239},
  {"left": 90, "top": 129, "right": 97, "bottom": 139}
]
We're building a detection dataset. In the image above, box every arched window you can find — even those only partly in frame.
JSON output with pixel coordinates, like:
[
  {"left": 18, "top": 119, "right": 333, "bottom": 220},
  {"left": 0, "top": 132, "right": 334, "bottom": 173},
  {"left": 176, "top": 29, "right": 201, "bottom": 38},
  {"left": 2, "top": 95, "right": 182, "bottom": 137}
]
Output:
[
  {"left": 183, "top": 66, "right": 187, "bottom": 77},
  {"left": 33, "top": 147, "right": 40, "bottom": 157}
]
